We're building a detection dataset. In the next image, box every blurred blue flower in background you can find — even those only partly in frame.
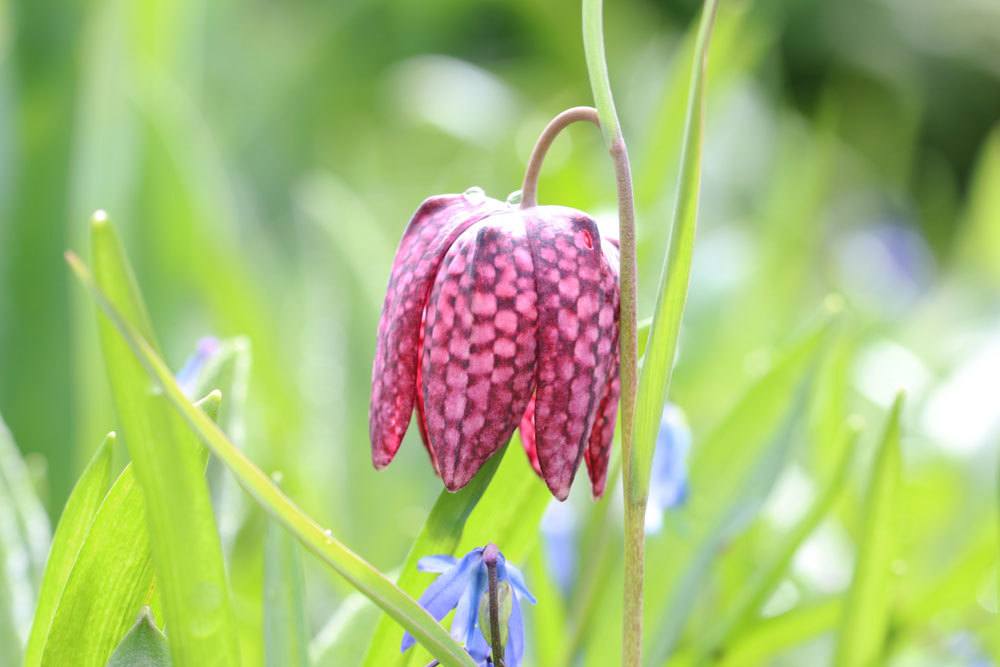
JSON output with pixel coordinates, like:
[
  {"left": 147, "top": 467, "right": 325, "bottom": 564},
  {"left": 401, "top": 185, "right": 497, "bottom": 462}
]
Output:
[
  {"left": 541, "top": 402, "right": 691, "bottom": 598},
  {"left": 540, "top": 499, "right": 579, "bottom": 597},
  {"left": 645, "top": 402, "right": 691, "bottom": 534},
  {"left": 834, "top": 219, "right": 934, "bottom": 315},
  {"left": 402, "top": 545, "right": 536, "bottom": 666},
  {"left": 176, "top": 337, "right": 221, "bottom": 398}
]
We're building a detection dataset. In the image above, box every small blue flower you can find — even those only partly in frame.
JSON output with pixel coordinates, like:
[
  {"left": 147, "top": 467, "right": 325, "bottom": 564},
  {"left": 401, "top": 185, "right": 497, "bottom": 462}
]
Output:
[
  {"left": 645, "top": 402, "right": 691, "bottom": 534},
  {"left": 176, "top": 337, "right": 221, "bottom": 397},
  {"left": 540, "top": 500, "right": 578, "bottom": 597},
  {"left": 402, "top": 545, "right": 536, "bottom": 666}
]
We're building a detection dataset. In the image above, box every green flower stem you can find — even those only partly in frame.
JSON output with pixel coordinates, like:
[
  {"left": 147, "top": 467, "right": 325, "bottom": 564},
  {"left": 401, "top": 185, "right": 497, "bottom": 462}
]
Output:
[
  {"left": 64, "top": 251, "right": 478, "bottom": 667},
  {"left": 520, "top": 106, "right": 600, "bottom": 209},
  {"left": 581, "top": 1, "right": 641, "bottom": 665}
]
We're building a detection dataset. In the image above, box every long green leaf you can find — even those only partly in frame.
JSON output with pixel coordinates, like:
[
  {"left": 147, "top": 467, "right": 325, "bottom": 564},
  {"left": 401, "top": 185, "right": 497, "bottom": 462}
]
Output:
[
  {"left": 264, "top": 521, "right": 309, "bottom": 667},
  {"left": 24, "top": 432, "right": 115, "bottom": 667},
  {"left": 107, "top": 608, "right": 172, "bottom": 667},
  {"left": 65, "top": 251, "right": 477, "bottom": 667},
  {"left": 37, "top": 391, "right": 219, "bottom": 667},
  {"left": 696, "top": 420, "right": 861, "bottom": 659},
  {"left": 90, "top": 213, "right": 240, "bottom": 666},
  {"left": 834, "top": 393, "right": 904, "bottom": 667},
  {"left": 645, "top": 318, "right": 831, "bottom": 663},
  {"left": 362, "top": 448, "right": 504, "bottom": 667},
  {"left": 632, "top": 0, "right": 720, "bottom": 499},
  {"left": 718, "top": 599, "right": 842, "bottom": 667},
  {"left": 40, "top": 463, "right": 155, "bottom": 666},
  {"left": 45, "top": 388, "right": 224, "bottom": 667}
]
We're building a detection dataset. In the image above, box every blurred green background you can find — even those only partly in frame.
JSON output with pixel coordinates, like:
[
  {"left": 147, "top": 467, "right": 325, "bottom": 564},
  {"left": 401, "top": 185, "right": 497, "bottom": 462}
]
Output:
[{"left": 1, "top": 0, "right": 998, "bottom": 664}]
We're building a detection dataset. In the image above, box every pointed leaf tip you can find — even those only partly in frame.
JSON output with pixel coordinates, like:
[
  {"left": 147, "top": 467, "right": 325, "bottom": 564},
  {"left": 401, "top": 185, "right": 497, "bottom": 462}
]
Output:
[{"left": 106, "top": 607, "right": 172, "bottom": 667}]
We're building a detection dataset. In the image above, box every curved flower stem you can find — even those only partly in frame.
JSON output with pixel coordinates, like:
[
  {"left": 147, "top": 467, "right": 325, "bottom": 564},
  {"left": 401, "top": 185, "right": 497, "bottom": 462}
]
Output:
[
  {"left": 520, "top": 107, "right": 599, "bottom": 209},
  {"left": 580, "top": 1, "right": 642, "bottom": 666}
]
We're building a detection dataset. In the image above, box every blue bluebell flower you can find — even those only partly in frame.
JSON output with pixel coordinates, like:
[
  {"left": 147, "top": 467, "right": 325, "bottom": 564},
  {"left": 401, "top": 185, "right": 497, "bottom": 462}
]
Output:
[
  {"left": 540, "top": 499, "right": 578, "bottom": 597},
  {"left": 176, "top": 336, "right": 221, "bottom": 397},
  {"left": 402, "top": 545, "right": 536, "bottom": 666},
  {"left": 645, "top": 402, "right": 691, "bottom": 534}
]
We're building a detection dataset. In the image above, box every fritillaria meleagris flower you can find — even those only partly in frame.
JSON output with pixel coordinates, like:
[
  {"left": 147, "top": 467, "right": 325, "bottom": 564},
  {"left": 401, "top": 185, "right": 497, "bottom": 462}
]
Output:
[{"left": 370, "top": 188, "right": 620, "bottom": 500}]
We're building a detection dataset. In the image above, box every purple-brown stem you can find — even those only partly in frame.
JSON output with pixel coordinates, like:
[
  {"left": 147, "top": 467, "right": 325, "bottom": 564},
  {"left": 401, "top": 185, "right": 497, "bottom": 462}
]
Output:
[{"left": 482, "top": 544, "right": 505, "bottom": 667}]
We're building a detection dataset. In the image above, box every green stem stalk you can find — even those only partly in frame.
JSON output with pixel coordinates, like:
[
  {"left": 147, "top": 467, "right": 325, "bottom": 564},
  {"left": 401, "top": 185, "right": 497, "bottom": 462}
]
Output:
[
  {"left": 581, "top": 1, "right": 641, "bottom": 665},
  {"left": 483, "top": 545, "right": 505, "bottom": 667}
]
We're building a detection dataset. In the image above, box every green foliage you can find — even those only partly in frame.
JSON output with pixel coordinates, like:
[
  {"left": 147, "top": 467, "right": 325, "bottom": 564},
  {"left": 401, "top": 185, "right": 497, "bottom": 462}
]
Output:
[
  {"left": 106, "top": 608, "right": 172, "bottom": 667},
  {"left": 0, "top": 0, "right": 996, "bottom": 665},
  {"left": 66, "top": 244, "right": 478, "bottom": 667},
  {"left": 39, "top": 461, "right": 155, "bottom": 666},
  {"left": 632, "top": 0, "right": 719, "bottom": 501},
  {"left": 90, "top": 214, "right": 241, "bottom": 666},
  {"left": 24, "top": 432, "right": 114, "bottom": 667},
  {"left": 263, "top": 521, "right": 309, "bottom": 667},
  {"left": 835, "top": 394, "right": 905, "bottom": 667}
]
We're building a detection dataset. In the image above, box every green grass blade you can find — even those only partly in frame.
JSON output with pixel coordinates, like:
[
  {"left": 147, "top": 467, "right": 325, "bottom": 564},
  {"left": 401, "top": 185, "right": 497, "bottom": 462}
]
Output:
[
  {"left": 632, "top": 0, "right": 720, "bottom": 499},
  {"left": 40, "top": 393, "right": 222, "bottom": 667},
  {"left": 645, "top": 318, "right": 831, "bottom": 663},
  {"left": 24, "top": 432, "right": 115, "bottom": 667},
  {"left": 717, "top": 599, "right": 842, "bottom": 667},
  {"left": 89, "top": 213, "right": 240, "bottom": 666},
  {"left": 362, "top": 449, "right": 504, "bottom": 667},
  {"left": 697, "top": 421, "right": 861, "bottom": 659},
  {"left": 40, "top": 463, "right": 155, "bottom": 666},
  {"left": 64, "top": 251, "right": 477, "bottom": 667},
  {"left": 264, "top": 520, "right": 309, "bottom": 667},
  {"left": 107, "top": 608, "right": 172, "bottom": 667},
  {"left": 834, "top": 393, "right": 904, "bottom": 667}
]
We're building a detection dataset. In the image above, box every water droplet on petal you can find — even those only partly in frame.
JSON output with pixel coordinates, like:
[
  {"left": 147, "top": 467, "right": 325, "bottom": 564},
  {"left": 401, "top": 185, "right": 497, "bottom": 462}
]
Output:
[
  {"left": 463, "top": 186, "right": 485, "bottom": 202},
  {"left": 505, "top": 189, "right": 523, "bottom": 206}
]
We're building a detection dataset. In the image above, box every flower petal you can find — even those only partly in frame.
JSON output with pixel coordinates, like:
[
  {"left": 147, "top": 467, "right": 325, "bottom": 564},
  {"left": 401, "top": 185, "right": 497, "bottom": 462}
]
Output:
[
  {"left": 417, "top": 554, "right": 458, "bottom": 573},
  {"left": 450, "top": 562, "right": 487, "bottom": 647},
  {"left": 505, "top": 592, "right": 525, "bottom": 666},
  {"left": 466, "top": 627, "right": 491, "bottom": 663},
  {"left": 518, "top": 397, "right": 542, "bottom": 476},
  {"left": 525, "top": 207, "right": 619, "bottom": 500},
  {"left": 401, "top": 548, "right": 483, "bottom": 652},
  {"left": 421, "top": 214, "right": 539, "bottom": 490},
  {"left": 371, "top": 193, "right": 504, "bottom": 469},
  {"left": 584, "top": 235, "right": 620, "bottom": 497},
  {"left": 500, "top": 561, "right": 537, "bottom": 605}
]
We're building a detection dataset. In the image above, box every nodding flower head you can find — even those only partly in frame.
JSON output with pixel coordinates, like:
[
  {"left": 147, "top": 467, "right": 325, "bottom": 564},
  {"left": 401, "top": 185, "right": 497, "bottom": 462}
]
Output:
[{"left": 370, "top": 188, "right": 621, "bottom": 500}]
